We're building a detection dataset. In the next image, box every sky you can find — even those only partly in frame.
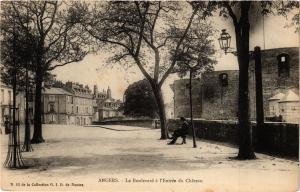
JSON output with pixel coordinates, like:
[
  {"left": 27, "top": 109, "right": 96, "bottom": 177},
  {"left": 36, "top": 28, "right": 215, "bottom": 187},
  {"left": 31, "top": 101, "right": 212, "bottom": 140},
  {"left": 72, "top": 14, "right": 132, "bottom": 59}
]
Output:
[{"left": 53, "top": 9, "right": 298, "bottom": 104}]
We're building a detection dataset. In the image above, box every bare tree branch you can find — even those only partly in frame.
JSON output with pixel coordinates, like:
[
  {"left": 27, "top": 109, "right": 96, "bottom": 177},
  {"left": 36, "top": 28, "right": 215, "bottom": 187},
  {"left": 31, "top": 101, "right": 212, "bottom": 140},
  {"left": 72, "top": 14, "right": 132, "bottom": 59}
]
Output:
[{"left": 159, "top": 5, "right": 200, "bottom": 87}]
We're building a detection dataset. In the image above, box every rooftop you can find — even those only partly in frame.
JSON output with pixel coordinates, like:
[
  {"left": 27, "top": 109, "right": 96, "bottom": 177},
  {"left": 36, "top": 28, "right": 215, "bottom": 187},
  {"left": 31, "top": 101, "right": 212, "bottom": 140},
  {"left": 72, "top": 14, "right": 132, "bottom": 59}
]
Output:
[
  {"left": 279, "top": 90, "right": 299, "bottom": 103},
  {"left": 43, "top": 87, "right": 72, "bottom": 95},
  {"left": 268, "top": 92, "right": 285, "bottom": 101}
]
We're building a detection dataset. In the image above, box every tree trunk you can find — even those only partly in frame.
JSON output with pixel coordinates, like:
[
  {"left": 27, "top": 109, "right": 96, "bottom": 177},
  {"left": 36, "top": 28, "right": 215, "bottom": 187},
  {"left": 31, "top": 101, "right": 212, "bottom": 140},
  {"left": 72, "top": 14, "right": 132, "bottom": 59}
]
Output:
[
  {"left": 234, "top": 2, "right": 255, "bottom": 159},
  {"left": 31, "top": 66, "right": 45, "bottom": 144},
  {"left": 23, "top": 61, "right": 32, "bottom": 151},
  {"left": 237, "top": 55, "right": 255, "bottom": 159},
  {"left": 150, "top": 83, "right": 168, "bottom": 139}
]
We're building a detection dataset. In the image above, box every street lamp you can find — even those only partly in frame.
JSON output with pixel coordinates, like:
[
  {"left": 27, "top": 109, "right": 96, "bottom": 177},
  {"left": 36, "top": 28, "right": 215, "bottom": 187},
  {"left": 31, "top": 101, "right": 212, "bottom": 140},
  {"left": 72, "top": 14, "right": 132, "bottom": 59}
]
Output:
[
  {"left": 218, "top": 29, "right": 231, "bottom": 55},
  {"left": 218, "top": 29, "right": 264, "bottom": 149}
]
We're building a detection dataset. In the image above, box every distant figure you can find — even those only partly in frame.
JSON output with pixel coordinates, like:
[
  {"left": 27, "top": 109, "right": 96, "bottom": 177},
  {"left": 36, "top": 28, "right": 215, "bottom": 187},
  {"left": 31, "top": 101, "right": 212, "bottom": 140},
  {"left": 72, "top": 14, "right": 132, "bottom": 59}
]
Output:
[{"left": 168, "top": 117, "right": 189, "bottom": 145}]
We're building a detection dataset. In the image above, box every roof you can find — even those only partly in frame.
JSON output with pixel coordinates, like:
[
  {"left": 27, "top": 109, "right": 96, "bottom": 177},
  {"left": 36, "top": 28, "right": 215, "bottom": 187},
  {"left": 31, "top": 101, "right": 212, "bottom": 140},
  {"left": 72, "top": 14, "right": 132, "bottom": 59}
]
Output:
[
  {"left": 278, "top": 90, "right": 299, "bottom": 103},
  {"left": 268, "top": 92, "right": 285, "bottom": 101},
  {"left": 104, "top": 98, "right": 115, "bottom": 103},
  {"left": 43, "top": 87, "right": 72, "bottom": 95}
]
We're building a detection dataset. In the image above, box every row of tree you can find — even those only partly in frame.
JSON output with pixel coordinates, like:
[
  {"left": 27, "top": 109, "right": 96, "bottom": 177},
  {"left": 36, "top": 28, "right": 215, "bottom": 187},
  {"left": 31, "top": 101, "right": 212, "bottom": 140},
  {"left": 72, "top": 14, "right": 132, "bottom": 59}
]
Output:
[{"left": 1, "top": 1, "right": 298, "bottom": 160}]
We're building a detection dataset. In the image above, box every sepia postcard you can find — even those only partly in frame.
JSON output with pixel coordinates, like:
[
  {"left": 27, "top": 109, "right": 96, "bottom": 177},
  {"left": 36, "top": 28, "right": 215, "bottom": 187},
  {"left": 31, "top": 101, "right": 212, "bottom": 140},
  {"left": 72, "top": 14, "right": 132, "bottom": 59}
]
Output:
[{"left": 0, "top": 1, "right": 299, "bottom": 192}]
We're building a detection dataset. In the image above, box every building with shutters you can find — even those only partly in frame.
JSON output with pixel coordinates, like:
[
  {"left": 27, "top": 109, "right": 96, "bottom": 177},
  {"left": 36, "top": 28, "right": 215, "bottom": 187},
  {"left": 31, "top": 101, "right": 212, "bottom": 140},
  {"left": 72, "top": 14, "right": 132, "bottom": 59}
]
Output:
[{"left": 42, "top": 82, "right": 96, "bottom": 125}]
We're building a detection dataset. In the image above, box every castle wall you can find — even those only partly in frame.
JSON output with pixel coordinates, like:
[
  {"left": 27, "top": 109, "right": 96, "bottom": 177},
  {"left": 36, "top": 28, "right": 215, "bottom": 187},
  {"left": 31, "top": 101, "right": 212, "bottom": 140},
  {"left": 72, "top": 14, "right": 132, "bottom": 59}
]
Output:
[
  {"left": 249, "top": 47, "right": 299, "bottom": 119},
  {"left": 172, "top": 47, "right": 299, "bottom": 121}
]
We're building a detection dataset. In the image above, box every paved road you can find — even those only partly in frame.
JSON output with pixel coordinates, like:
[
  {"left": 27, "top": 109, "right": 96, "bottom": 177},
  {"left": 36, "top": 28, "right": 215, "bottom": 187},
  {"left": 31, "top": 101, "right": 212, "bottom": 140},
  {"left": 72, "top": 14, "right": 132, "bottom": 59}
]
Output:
[{"left": 1, "top": 124, "right": 298, "bottom": 192}]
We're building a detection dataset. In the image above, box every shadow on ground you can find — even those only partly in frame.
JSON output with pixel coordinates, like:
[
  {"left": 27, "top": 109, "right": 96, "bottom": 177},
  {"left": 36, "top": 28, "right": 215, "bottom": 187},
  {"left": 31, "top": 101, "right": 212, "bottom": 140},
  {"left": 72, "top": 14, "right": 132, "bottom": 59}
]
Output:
[{"left": 21, "top": 151, "right": 237, "bottom": 176}]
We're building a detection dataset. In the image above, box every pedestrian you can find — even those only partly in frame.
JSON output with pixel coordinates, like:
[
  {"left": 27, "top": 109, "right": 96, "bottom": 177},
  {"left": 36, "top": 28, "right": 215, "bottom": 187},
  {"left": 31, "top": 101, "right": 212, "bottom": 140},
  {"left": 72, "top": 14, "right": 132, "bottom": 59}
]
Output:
[{"left": 168, "top": 117, "right": 189, "bottom": 145}]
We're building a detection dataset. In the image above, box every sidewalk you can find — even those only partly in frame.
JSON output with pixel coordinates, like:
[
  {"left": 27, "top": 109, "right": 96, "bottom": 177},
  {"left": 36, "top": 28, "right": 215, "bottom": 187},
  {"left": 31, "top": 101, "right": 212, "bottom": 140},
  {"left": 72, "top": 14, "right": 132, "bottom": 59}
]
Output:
[{"left": 1, "top": 124, "right": 298, "bottom": 192}]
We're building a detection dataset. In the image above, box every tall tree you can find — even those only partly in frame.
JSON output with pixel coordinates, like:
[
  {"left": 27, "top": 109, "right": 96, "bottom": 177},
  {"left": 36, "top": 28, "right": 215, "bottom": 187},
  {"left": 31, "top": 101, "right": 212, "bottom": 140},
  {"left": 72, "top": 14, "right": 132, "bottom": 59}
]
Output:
[
  {"left": 200, "top": 1, "right": 299, "bottom": 159},
  {"left": 0, "top": 26, "right": 34, "bottom": 93},
  {"left": 1, "top": 1, "right": 89, "bottom": 143},
  {"left": 124, "top": 79, "right": 158, "bottom": 118},
  {"left": 72, "top": 1, "right": 214, "bottom": 139},
  {"left": 171, "top": 19, "right": 216, "bottom": 77}
]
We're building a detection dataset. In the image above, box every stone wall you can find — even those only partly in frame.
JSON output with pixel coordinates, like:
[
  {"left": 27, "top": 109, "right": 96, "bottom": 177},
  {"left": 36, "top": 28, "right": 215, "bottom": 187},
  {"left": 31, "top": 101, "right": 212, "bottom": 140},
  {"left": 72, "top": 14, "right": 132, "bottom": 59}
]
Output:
[
  {"left": 173, "top": 79, "right": 202, "bottom": 118},
  {"left": 201, "top": 70, "right": 239, "bottom": 120},
  {"left": 94, "top": 119, "right": 156, "bottom": 128},
  {"left": 249, "top": 47, "right": 299, "bottom": 119},
  {"left": 173, "top": 70, "right": 239, "bottom": 120},
  {"left": 167, "top": 119, "right": 299, "bottom": 157},
  {"left": 172, "top": 47, "right": 299, "bottom": 121}
]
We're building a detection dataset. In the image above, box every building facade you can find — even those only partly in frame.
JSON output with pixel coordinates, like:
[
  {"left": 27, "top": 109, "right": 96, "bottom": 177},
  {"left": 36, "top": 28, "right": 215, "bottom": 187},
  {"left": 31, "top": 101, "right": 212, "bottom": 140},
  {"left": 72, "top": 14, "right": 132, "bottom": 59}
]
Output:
[
  {"left": 172, "top": 47, "right": 299, "bottom": 123},
  {"left": 272, "top": 89, "right": 299, "bottom": 123},
  {"left": 42, "top": 82, "right": 96, "bottom": 126},
  {"left": 93, "top": 86, "right": 123, "bottom": 121},
  {"left": 0, "top": 82, "right": 27, "bottom": 127}
]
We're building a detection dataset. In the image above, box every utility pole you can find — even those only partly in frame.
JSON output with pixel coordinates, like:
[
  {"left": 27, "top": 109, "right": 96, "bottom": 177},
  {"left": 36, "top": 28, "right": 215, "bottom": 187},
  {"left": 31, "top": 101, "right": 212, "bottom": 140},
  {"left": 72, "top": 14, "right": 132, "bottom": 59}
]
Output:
[
  {"left": 254, "top": 46, "right": 264, "bottom": 148},
  {"left": 189, "top": 67, "right": 197, "bottom": 148}
]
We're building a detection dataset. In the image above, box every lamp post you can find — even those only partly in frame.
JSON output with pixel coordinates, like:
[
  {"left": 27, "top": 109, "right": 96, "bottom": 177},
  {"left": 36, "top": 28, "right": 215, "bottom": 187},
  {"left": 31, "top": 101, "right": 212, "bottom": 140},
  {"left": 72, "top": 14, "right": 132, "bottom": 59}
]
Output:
[
  {"left": 218, "top": 29, "right": 264, "bottom": 148},
  {"left": 188, "top": 65, "right": 197, "bottom": 148}
]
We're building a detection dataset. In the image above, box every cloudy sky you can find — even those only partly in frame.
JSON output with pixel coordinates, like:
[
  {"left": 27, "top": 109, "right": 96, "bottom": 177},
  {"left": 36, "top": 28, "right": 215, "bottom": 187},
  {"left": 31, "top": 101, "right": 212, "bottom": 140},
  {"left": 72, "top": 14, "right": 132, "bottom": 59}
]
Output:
[{"left": 53, "top": 8, "right": 298, "bottom": 104}]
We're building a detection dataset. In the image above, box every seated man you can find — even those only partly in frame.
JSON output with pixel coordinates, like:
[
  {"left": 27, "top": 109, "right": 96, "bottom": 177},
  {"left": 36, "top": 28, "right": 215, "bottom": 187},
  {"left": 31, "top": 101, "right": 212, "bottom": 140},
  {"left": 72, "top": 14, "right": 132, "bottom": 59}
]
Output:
[{"left": 168, "top": 117, "right": 189, "bottom": 145}]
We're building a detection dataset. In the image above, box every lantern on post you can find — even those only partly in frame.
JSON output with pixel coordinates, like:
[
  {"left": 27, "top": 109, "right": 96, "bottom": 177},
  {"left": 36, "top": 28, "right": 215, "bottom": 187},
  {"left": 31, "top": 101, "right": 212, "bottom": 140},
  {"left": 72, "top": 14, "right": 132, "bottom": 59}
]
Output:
[
  {"left": 218, "top": 29, "right": 231, "bottom": 54},
  {"left": 218, "top": 28, "right": 265, "bottom": 150}
]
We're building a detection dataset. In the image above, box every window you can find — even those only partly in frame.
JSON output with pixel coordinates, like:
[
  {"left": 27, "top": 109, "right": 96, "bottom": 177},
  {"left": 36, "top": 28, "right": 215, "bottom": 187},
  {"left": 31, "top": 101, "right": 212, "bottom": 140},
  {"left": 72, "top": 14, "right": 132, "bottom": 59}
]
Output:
[
  {"left": 48, "top": 104, "right": 55, "bottom": 112},
  {"left": 49, "top": 95, "right": 55, "bottom": 102},
  {"left": 219, "top": 73, "right": 228, "bottom": 86},
  {"left": 67, "top": 96, "right": 73, "bottom": 103},
  {"left": 8, "top": 90, "right": 11, "bottom": 105},
  {"left": 277, "top": 53, "right": 290, "bottom": 77},
  {"left": 51, "top": 115, "right": 55, "bottom": 122},
  {"left": 291, "top": 106, "right": 296, "bottom": 111},
  {"left": 76, "top": 106, "right": 79, "bottom": 113}
]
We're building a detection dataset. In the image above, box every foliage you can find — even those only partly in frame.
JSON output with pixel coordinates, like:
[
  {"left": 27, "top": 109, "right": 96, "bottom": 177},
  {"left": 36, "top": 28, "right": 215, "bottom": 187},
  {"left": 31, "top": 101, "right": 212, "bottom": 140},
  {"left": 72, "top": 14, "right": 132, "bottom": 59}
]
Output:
[
  {"left": 170, "top": 19, "right": 217, "bottom": 78},
  {"left": 194, "top": 1, "right": 299, "bottom": 159},
  {"left": 1, "top": 1, "right": 90, "bottom": 74},
  {"left": 1, "top": 1, "right": 91, "bottom": 143},
  {"left": 124, "top": 79, "right": 157, "bottom": 118},
  {"left": 71, "top": 1, "right": 215, "bottom": 139},
  {"left": 0, "top": 27, "right": 35, "bottom": 92}
]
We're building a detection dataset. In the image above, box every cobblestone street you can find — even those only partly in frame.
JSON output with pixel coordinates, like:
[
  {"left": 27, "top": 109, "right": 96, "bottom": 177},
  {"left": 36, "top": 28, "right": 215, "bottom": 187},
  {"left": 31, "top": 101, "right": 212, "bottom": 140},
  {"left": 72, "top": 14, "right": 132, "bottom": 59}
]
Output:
[{"left": 1, "top": 124, "right": 298, "bottom": 192}]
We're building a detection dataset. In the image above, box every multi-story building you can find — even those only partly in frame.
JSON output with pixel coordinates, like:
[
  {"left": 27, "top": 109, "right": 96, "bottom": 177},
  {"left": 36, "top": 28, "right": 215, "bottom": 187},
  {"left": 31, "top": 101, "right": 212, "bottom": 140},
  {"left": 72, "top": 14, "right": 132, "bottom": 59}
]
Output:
[
  {"left": 1, "top": 82, "right": 12, "bottom": 127},
  {"left": 42, "top": 87, "right": 74, "bottom": 125},
  {"left": 172, "top": 47, "right": 299, "bottom": 123},
  {"left": 93, "top": 85, "right": 123, "bottom": 121},
  {"left": 65, "top": 82, "right": 95, "bottom": 125},
  {"left": 0, "top": 82, "right": 27, "bottom": 127},
  {"left": 42, "top": 82, "right": 96, "bottom": 125}
]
